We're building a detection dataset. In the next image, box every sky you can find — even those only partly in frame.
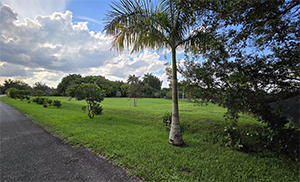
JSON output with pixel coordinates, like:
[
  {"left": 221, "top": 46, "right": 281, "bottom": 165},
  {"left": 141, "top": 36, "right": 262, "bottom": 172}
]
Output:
[{"left": 0, "top": 0, "right": 185, "bottom": 88}]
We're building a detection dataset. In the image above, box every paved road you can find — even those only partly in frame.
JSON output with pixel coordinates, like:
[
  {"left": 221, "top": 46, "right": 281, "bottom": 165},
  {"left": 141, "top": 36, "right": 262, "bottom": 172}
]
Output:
[{"left": 0, "top": 99, "right": 140, "bottom": 181}]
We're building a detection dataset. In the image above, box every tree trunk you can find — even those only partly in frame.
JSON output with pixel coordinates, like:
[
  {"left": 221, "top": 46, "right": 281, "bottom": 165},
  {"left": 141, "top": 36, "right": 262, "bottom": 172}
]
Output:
[{"left": 169, "top": 48, "right": 184, "bottom": 146}]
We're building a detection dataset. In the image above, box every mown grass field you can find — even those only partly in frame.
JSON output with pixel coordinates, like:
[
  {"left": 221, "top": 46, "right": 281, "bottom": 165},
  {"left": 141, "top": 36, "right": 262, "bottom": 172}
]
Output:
[{"left": 1, "top": 96, "right": 299, "bottom": 181}]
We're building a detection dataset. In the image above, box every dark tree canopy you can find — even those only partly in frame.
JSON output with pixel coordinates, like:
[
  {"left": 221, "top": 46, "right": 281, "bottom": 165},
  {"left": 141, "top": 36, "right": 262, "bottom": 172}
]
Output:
[
  {"left": 33, "top": 82, "right": 51, "bottom": 96},
  {"left": 57, "top": 74, "right": 82, "bottom": 95},
  {"left": 2, "top": 79, "right": 32, "bottom": 94},
  {"left": 177, "top": 0, "right": 299, "bottom": 157},
  {"left": 143, "top": 73, "right": 162, "bottom": 91}
]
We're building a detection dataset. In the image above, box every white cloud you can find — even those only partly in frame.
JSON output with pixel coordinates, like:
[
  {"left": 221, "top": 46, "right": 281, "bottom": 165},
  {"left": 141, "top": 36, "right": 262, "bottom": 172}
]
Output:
[
  {"left": 0, "top": 0, "right": 69, "bottom": 23},
  {"left": 0, "top": 5, "right": 167, "bottom": 88}
]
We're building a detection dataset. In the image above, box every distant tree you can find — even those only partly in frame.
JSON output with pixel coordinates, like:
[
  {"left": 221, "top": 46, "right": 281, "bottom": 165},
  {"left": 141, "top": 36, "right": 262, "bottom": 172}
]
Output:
[
  {"left": 3, "top": 79, "right": 32, "bottom": 93},
  {"left": 120, "top": 83, "right": 130, "bottom": 97},
  {"left": 57, "top": 74, "right": 82, "bottom": 95},
  {"left": 67, "top": 83, "right": 105, "bottom": 118},
  {"left": 35, "top": 90, "right": 45, "bottom": 97},
  {"left": 127, "top": 75, "right": 143, "bottom": 107},
  {"left": 143, "top": 73, "right": 162, "bottom": 91},
  {"left": 142, "top": 83, "right": 156, "bottom": 98},
  {"left": 33, "top": 82, "right": 51, "bottom": 96},
  {"left": 0, "top": 84, "right": 4, "bottom": 94}
]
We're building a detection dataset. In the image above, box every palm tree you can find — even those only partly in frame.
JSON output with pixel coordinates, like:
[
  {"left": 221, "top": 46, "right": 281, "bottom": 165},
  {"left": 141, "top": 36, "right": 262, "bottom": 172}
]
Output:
[{"left": 104, "top": 0, "right": 211, "bottom": 146}]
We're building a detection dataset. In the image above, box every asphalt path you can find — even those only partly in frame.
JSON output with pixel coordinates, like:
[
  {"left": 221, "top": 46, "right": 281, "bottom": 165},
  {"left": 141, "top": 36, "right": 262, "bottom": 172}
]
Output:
[{"left": 0, "top": 98, "right": 140, "bottom": 182}]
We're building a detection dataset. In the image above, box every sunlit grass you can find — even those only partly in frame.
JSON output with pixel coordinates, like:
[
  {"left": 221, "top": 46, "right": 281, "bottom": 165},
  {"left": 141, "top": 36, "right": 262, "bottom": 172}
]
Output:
[{"left": 1, "top": 96, "right": 298, "bottom": 181}]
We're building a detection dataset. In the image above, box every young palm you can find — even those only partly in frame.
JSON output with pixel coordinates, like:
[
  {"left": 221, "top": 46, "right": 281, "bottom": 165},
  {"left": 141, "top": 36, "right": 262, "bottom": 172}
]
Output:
[{"left": 104, "top": 0, "right": 211, "bottom": 146}]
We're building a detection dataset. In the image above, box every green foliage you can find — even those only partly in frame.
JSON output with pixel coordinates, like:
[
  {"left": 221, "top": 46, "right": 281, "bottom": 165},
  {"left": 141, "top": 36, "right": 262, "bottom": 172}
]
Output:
[
  {"left": 67, "top": 83, "right": 105, "bottom": 118},
  {"left": 47, "top": 99, "right": 53, "bottom": 105},
  {"left": 120, "top": 83, "right": 130, "bottom": 97},
  {"left": 16, "top": 90, "right": 26, "bottom": 101},
  {"left": 127, "top": 75, "right": 143, "bottom": 107},
  {"left": 2, "top": 79, "right": 32, "bottom": 94},
  {"left": 57, "top": 74, "right": 82, "bottom": 96},
  {"left": 5, "top": 88, "right": 18, "bottom": 99},
  {"left": 53, "top": 99, "right": 62, "bottom": 108},
  {"left": 25, "top": 96, "right": 30, "bottom": 101},
  {"left": 142, "top": 83, "right": 156, "bottom": 98},
  {"left": 91, "top": 101, "right": 103, "bottom": 115},
  {"left": 143, "top": 73, "right": 162, "bottom": 91},
  {"left": 35, "top": 90, "right": 45, "bottom": 97},
  {"left": 178, "top": 0, "right": 299, "bottom": 158},
  {"left": 162, "top": 111, "right": 172, "bottom": 126},
  {"left": 33, "top": 82, "right": 50, "bottom": 96},
  {"left": 37, "top": 97, "right": 45, "bottom": 105}
]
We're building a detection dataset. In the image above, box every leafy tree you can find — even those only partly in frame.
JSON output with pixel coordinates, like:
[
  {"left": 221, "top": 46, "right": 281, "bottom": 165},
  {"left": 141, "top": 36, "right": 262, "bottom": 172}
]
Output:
[
  {"left": 16, "top": 90, "right": 31, "bottom": 101},
  {"left": 33, "top": 82, "right": 51, "bottom": 96},
  {"left": 35, "top": 90, "right": 45, "bottom": 97},
  {"left": 178, "top": 0, "right": 299, "bottom": 157},
  {"left": 120, "top": 83, "right": 130, "bottom": 97},
  {"left": 104, "top": 0, "right": 214, "bottom": 145},
  {"left": 57, "top": 74, "right": 82, "bottom": 95},
  {"left": 67, "top": 83, "right": 105, "bottom": 118},
  {"left": 77, "top": 75, "right": 119, "bottom": 97},
  {"left": 2, "top": 79, "right": 32, "bottom": 94},
  {"left": 127, "top": 75, "right": 143, "bottom": 107},
  {"left": 142, "top": 83, "right": 157, "bottom": 98},
  {"left": 143, "top": 73, "right": 162, "bottom": 91}
]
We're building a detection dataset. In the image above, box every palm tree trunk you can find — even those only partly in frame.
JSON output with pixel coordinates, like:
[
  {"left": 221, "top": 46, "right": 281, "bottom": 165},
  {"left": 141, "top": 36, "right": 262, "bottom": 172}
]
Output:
[{"left": 169, "top": 47, "right": 184, "bottom": 146}]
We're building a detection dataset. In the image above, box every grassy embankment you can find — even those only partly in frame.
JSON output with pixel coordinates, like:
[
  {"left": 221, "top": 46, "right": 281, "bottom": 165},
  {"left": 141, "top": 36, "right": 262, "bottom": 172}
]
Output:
[{"left": 1, "top": 96, "right": 299, "bottom": 181}]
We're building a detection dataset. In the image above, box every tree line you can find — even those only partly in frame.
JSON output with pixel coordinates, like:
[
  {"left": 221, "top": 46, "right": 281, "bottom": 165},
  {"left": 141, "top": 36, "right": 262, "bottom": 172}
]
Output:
[{"left": 0, "top": 72, "right": 166, "bottom": 99}]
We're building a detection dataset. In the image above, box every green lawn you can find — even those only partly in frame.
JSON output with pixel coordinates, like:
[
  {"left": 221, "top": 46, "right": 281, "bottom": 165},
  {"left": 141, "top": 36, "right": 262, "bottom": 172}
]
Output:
[{"left": 1, "top": 96, "right": 299, "bottom": 181}]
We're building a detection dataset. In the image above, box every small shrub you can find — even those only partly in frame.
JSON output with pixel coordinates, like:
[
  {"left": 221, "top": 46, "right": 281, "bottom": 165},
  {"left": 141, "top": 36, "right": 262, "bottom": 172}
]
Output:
[
  {"left": 6, "top": 88, "right": 18, "bottom": 99},
  {"left": 53, "top": 100, "right": 62, "bottom": 108},
  {"left": 37, "top": 97, "right": 45, "bottom": 105},
  {"left": 48, "top": 99, "right": 53, "bottom": 105},
  {"left": 81, "top": 105, "right": 87, "bottom": 112},
  {"left": 32, "top": 98, "right": 37, "bottom": 103},
  {"left": 25, "top": 96, "right": 30, "bottom": 101},
  {"left": 162, "top": 111, "right": 172, "bottom": 126}
]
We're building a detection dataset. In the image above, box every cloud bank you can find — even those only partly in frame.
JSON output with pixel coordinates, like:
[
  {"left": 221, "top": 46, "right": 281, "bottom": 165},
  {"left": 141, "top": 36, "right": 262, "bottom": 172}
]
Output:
[{"left": 0, "top": 4, "right": 167, "bottom": 87}]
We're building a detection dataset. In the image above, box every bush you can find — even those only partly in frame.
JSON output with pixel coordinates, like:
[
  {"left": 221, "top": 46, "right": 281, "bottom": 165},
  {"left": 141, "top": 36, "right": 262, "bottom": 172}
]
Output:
[
  {"left": 25, "top": 96, "right": 30, "bottom": 101},
  {"left": 53, "top": 100, "right": 62, "bottom": 108},
  {"left": 5, "top": 88, "right": 18, "bottom": 99},
  {"left": 32, "top": 98, "right": 37, "bottom": 103},
  {"left": 37, "top": 97, "right": 45, "bottom": 105},
  {"left": 47, "top": 99, "right": 53, "bottom": 105},
  {"left": 162, "top": 111, "right": 172, "bottom": 126},
  {"left": 91, "top": 101, "right": 103, "bottom": 115}
]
